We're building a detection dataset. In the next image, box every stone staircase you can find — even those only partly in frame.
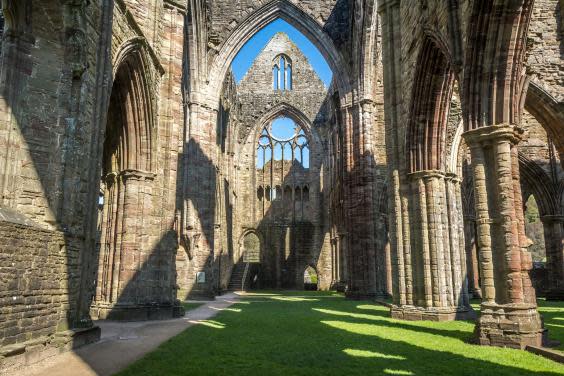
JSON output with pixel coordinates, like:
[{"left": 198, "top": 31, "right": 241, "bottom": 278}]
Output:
[{"left": 228, "top": 261, "right": 249, "bottom": 291}]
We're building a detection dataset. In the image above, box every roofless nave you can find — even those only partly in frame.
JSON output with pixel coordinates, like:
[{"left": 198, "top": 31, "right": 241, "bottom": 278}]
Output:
[{"left": 0, "top": 0, "right": 563, "bottom": 372}]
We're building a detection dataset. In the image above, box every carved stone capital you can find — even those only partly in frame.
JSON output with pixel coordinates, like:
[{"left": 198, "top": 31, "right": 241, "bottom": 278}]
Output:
[
  {"left": 120, "top": 169, "right": 156, "bottom": 181},
  {"left": 462, "top": 124, "right": 524, "bottom": 147},
  {"left": 407, "top": 170, "right": 445, "bottom": 182}
]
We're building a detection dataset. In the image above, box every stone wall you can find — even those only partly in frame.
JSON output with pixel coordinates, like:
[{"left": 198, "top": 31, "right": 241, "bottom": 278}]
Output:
[{"left": 0, "top": 209, "right": 100, "bottom": 372}]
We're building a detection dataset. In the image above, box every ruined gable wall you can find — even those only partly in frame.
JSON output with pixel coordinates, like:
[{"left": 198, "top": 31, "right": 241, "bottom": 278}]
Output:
[{"left": 233, "top": 33, "right": 333, "bottom": 289}]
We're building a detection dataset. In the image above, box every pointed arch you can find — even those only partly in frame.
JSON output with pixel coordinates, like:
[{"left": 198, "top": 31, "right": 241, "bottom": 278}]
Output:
[
  {"left": 205, "top": 1, "right": 351, "bottom": 107},
  {"left": 525, "top": 82, "right": 564, "bottom": 166},
  {"left": 406, "top": 35, "right": 455, "bottom": 173}
]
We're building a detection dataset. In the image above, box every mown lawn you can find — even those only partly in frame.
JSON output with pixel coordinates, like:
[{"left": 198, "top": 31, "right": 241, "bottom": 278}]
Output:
[
  {"left": 181, "top": 302, "right": 205, "bottom": 312},
  {"left": 118, "top": 292, "right": 564, "bottom": 376}
]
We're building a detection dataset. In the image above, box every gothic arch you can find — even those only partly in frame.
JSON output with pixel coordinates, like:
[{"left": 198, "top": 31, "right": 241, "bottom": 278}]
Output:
[
  {"left": 525, "top": 82, "right": 564, "bottom": 166},
  {"left": 251, "top": 102, "right": 318, "bottom": 146},
  {"left": 518, "top": 153, "right": 559, "bottom": 218},
  {"left": 107, "top": 41, "right": 161, "bottom": 173},
  {"left": 205, "top": 0, "right": 352, "bottom": 107},
  {"left": 406, "top": 35, "right": 455, "bottom": 173}
]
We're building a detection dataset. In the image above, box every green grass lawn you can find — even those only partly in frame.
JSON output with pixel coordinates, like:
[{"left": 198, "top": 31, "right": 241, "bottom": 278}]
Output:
[
  {"left": 181, "top": 302, "right": 205, "bottom": 312},
  {"left": 119, "top": 292, "right": 564, "bottom": 376}
]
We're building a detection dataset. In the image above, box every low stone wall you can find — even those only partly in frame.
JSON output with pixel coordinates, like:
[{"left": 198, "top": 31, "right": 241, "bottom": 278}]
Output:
[{"left": 0, "top": 208, "right": 99, "bottom": 372}]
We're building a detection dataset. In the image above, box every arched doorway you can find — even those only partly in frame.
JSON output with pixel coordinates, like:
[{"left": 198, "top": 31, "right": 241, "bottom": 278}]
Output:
[
  {"left": 304, "top": 266, "right": 318, "bottom": 291},
  {"left": 92, "top": 47, "right": 163, "bottom": 320}
]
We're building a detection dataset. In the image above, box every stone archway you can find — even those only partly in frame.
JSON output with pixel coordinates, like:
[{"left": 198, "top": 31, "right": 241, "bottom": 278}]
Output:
[{"left": 92, "top": 47, "right": 163, "bottom": 320}]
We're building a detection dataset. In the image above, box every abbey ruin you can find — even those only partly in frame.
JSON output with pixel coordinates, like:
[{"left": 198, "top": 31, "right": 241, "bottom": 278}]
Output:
[{"left": 0, "top": 0, "right": 563, "bottom": 372}]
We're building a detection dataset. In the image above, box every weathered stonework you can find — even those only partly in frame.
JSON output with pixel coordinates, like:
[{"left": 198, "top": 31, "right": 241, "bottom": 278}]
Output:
[{"left": 0, "top": 0, "right": 562, "bottom": 370}]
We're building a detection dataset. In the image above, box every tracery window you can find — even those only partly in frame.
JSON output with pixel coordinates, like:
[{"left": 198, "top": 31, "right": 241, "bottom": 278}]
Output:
[
  {"left": 273, "top": 54, "right": 292, "bottom": 91},
  {"left": 256, "top": 117, "right": 309, "bottom": 170},
  {"left": 256, "top": 117, "right": 310, "bottom": 218}
]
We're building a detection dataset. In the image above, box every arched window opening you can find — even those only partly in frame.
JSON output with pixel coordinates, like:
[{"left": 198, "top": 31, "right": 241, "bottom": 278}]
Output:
[
  {"left": 304, "top": 266, "right": 318, "bottom": 290},
  {"left": 257, "top": 186, "right": 264, "bottom": 201},
  {"left": 265, "top": 186, "right": 272, "bottom": 202},
  {"left": 275, "top": 185, "right": 282, "bottom": 201},
  {"left": 273, "top": 64, "right": 279, "bottom": 90},
  {"left": 284, "top": 185, "right": 292, "bottom": 201},
  {"left": 295, "top": 186, "right": 302, "bottom": 201},
  {"left": 273, "top": 54, "right": 292, "bottom": 91},
  {"left": 243, "top": 232, "right": 261, "bottom": 264},
  {"left": 524, "top": 195, "right": 546, "bottom": 264},
  {"left": 256, "top": 117, "right": 309, "bottom": 169},
  {"left": 303, "top": 185, "right": 310, "bottom": 202}
]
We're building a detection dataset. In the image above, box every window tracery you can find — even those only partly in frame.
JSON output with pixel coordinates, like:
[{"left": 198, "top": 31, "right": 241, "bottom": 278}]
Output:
[{"left": 273, "top": 54, "right": 292, "bottom": 91}]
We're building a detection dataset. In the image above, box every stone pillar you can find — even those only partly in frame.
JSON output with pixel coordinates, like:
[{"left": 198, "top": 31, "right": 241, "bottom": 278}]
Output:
[
  {"left": 93, "top": 169, "right": 179, "bottom": 320},
  {"left": 342, "top": 102, "right": 378, "bottom": 299},
  {"left": 541, "top": 215, "right": 564, "bottom": 300},
  {"left": 391, "top": 170, "right": 473, "bottom": 321},
  {"left": 463, "top": 124, "right": 544, "bottom": 349}
]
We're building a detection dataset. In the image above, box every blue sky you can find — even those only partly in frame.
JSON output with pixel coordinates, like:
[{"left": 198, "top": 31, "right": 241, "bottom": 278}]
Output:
[{"left": 231, "top": 18, "right": 332, "bottom": 86}]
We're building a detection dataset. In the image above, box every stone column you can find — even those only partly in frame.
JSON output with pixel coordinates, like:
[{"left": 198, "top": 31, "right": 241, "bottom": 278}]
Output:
[
  {"left": 391, "top": 170, "right": 472, "bottom": 321},
  {"left": 541, "top": 215, "right": 564, "bottom": 300},
  {"left": 378, "top": 0, "right": 412, "bottom": 308},
  {"left": 463, "top": 124, "right": 544, "bottom": 349}
]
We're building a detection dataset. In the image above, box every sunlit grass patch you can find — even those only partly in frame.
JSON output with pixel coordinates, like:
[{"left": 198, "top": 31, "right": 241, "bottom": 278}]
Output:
[{"left": 118, "top": 292, "right": 564, "bottom": 376}]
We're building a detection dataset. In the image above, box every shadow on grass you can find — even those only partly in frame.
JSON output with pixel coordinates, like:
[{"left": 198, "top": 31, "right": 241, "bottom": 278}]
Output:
[
  {"left": 537, "top": 299, "right": 564, "bottom": 351},
  {"left": 117, "top": 293, "right": 564, "bottom": 376}
]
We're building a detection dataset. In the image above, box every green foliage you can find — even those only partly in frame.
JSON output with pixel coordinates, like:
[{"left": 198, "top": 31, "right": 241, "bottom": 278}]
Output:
[{"left": 118, "top": 292, "right": 564, "bottom": 376}]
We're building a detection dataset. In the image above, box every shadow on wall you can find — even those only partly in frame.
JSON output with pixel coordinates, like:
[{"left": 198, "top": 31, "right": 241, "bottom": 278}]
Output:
[{"left": 0, "top": 1, "right": 106, "bottom": 364}]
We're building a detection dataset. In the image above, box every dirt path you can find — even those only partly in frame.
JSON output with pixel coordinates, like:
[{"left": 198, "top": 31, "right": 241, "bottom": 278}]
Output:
[{"left": 15, "top": 293, "right": 240, "bottom": 376}]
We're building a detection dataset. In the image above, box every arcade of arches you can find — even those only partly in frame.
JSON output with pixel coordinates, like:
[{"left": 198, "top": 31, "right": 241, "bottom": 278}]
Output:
[{"left": 0, "top": 0, "right": 563, "bottom": 371}]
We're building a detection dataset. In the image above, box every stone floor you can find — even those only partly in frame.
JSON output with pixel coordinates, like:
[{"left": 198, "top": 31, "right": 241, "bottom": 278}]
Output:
[{"left": 15, "top": 293, "right": 240, "bottom": 376}]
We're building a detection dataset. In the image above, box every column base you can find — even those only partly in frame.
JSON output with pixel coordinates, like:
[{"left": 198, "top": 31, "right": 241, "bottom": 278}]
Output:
[
  {"left": 91, "top": 302, "right": 185, "bottom": 321},
  {"left": 390, "top": 305, "right": 477, "bottom": 321},
  {"left": 474, "top": 302, "right": 544, "bottom": 349},
  {"left": 545, "top": 288, "right": 564, "bottom": 301}
]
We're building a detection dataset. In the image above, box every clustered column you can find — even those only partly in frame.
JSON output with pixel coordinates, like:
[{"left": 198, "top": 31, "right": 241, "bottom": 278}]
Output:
[
  {"left": 391, "top": 170, "right": 471, "bottom": 320},
  {"left": 463, "top": 124, "right": 544, "bottom": 348},
  {"left": 93, "top": 169, "right": 159, "bottom": 319}
]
